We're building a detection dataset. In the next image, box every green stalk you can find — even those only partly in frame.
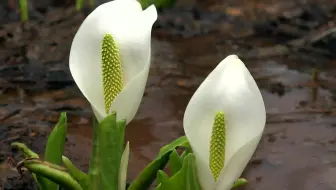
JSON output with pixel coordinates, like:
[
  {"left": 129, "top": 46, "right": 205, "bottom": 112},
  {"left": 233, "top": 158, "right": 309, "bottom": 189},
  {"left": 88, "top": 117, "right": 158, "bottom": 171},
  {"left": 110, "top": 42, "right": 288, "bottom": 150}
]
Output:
[
  {"left": 19, "top": 0, "right": 28, "bottom": 22},
  {"left": 62, "top": 156, "right": 89, "bottom": 189},
  {"left": 119, "top": 142, "right": 130, "bottom": 190},
  {"left": 98, "top": 113, "right": 126, "bottom": 190},
  {"left": 88, "top": 116, "right": 101, "bottom": 189},
  {"left": 89, "top": 0, "right": 95, "bottom": 9},
  {"left": 76, "top": 0, "right": 84, "bottom": 11}
]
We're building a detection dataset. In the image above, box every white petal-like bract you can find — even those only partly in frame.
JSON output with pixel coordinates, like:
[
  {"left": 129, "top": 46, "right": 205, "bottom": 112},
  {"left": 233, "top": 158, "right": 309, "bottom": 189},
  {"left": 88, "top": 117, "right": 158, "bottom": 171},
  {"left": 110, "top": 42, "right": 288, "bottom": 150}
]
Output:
[
  {"left": 183, "top": 55, "right": 266, "bottom": 190},
  {"left": 70, "top": 0, "right": 157, "bottom": 123}
]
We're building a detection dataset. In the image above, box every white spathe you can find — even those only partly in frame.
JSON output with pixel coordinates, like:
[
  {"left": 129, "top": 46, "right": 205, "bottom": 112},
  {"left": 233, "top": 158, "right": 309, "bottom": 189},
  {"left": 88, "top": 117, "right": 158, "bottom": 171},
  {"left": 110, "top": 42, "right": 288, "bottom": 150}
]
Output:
[
  {"left": 183, "top": 55, "right": 266, "bottom": 190},
  {"left": 69, "top": 0, "right": 157, "bottom": 123}
]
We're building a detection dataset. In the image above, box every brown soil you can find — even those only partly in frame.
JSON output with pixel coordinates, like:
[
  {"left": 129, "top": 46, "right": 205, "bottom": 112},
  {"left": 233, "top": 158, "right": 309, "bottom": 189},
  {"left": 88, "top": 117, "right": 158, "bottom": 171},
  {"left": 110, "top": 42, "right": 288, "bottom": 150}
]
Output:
[{"left": 0, "top": 0, "right": 336, "bottom": 189}]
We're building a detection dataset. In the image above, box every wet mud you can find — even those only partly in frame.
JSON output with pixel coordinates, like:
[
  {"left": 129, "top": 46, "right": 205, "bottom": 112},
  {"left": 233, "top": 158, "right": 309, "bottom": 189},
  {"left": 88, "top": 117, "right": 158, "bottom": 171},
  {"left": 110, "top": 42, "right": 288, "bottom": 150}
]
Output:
[{"left": 0, "top": 0, "right": 336, "bottom": 189}]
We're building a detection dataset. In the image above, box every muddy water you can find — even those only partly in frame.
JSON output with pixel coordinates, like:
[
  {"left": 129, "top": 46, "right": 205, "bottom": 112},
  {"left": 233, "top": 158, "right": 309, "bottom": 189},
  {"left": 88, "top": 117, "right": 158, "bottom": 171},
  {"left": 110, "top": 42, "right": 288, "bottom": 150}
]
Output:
[{"left": 0, "top": 0, "right": 336, "bottom": 189}]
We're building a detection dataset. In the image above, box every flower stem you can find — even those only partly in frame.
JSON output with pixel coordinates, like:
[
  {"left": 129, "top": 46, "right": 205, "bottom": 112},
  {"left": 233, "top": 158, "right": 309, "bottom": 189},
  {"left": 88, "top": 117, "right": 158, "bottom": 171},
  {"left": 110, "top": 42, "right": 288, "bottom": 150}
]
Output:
[{"left": 88, "top": 116, "right": 101, "bottom": 189}]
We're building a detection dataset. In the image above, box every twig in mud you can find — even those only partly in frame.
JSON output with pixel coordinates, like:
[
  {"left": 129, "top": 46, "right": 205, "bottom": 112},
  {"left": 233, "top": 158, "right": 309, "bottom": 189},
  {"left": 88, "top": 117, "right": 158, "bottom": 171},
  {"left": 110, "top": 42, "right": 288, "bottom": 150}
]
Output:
[
  {"left": 311, "top": 68, "right": 319, "bottom": 102},
  {"left": 294, "top": 46, "right": 334, "bottom": 57},
  {"left": 0, "top": 157, "right": 22, "bottom": 180},
  {"left": 240, "top": 26, "right": 336, "bottom": 59},
  {"left": 237, "top": 2, "right": 336, "bottom": 59},
  {"left": 0, "top": 135, "right": 20, "bottom": 144},
  {"left": 312, "top": 68, "right": 319, "bottom": 83},
  {"left": 310, "top": 28, "right": 336, "bottom": 43},
  {"left": 6, "top": 157, "right": 17, "bottom": 167},
  {"left": 16, "top": 158, "right": 31, "bottom": 176},
  {"left": 0, "top": 108, "right": 20, "bottom": 121}
]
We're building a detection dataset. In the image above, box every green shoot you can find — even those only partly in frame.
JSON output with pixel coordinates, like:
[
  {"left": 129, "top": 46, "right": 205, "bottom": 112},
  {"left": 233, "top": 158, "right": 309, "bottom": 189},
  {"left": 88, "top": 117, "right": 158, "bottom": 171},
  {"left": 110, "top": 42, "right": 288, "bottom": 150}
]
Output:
[
  {"left": 76, "top": 0, "right": 84, "bottom": 11},
  {"left": 19, "top": 0, "right": 28, "bottom": 22},
  {"left": 89, "top": 0, "right": 95, "bottom": 9}
]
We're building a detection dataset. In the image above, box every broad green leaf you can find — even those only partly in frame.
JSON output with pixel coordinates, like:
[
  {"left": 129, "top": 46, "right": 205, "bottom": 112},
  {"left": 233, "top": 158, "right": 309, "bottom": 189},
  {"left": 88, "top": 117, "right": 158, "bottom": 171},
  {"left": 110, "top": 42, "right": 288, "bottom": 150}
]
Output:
[
  {"left": 44, "top": 112, "right": 68, "bottom": 190},
  {"left": 156, "top": 170, "right": 170, "bottom": 185},
  {"left": 19, "top": 158, "right": 82, "bottom": 190},
  {"left": 128, "top": 136, "right": 190, "bottom": 190},
  {"left": 158, "top": 136, "right": 191, "bottom": 157},
  {"left": 155, "top": 153, "right": 202, "bottom": 190},
  {"left": 184, "top": 154, "right": 201, "bottom": 190},
  {"left": 36, "top": 175, "right": 48, "bottom": 190},
  {"left": 169, "top": 150, "right": 182, "bottom": 175},
  {"left": 127, "top": 152, "right": 171, "bottom": 190},
  {"left": 88, "top": 115, "right": 100, "bottom": 190},
  {"left": 119, "top": 142, "right": 130, "bottom": 190},
  {"left": 62, "top": 156, "right": 89, "bottom": 189},
  {"left": 98, "top": 113, "right": 126, "bottom": 190},
  {"left": 44, "top": 112, "right": 67, "bottom": 164}
]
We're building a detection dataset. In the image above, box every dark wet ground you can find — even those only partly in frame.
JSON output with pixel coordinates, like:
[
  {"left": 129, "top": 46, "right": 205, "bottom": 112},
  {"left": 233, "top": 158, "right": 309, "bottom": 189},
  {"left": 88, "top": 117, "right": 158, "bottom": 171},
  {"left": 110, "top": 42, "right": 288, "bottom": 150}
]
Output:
[{"left": 1, "top": 0, "right": 336, "bottom": 189}]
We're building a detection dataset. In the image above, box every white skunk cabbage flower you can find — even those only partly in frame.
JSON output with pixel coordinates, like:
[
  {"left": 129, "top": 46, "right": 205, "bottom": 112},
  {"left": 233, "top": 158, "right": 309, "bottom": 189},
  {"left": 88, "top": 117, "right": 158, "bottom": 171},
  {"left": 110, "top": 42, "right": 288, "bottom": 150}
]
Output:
[
  {"left": 69, "top": 0, "right": 157, "bottom": 123},
  {"left": 183, "top": 55, "right": 266, "bottom": 190}
]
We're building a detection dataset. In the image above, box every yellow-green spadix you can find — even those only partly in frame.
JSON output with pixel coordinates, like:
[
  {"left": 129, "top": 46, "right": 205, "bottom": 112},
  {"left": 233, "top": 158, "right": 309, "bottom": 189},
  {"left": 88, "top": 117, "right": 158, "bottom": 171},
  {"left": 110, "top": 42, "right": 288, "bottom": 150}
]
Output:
[
  {"left": 183, "top": 55, "right": 266, "bottom": 190},
  {"left": 69, "top": 0, "right": 157, "bottom": 123}
]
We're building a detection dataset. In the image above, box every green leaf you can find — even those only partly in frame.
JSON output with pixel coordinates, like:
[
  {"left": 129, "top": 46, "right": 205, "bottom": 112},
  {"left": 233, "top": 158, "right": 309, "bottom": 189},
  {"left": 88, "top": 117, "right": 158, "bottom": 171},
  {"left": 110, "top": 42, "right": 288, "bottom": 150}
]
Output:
[
  {"left": 127, "top": 152, "right": 171, "bottom": 190},
  {"left": 158, "top": 136, "right": 191, "bottom": 157},
  {"left": 98, "top": 113, "right": 126, "bottom": 190},
  {"left": 155, "top": 153, "right": 202, "bottom": 190},
  {"left": 233, "top": 178, "right": 248, "bottom": 188},
  {"left": 180, "top": 151, "right": 188, "bottom": 160},
  {"left": 43, "top": 112, "right": 68, "bottom": 190},
  {"left": 18, "top": 158, "right": 82, "bottom": 190},
  {"left": 156, "top": 170, "right": 170, "bottom": 185},
  {"left": 44, "top": 112, "right": 68, "bottom": 164},
  {"left": 119, "top": 142, "right": 130, "bottom": 190},
  {"left": 128, "top": 136, "right": 191, "bottom": 190},
  {"left": 62, "top": 156, "right": 89, "bottom": 190},
  {"left": 169, "top": 150, "right": 182, "bottom": 176},
  {"left": 184, "top": 154, "right": 201, "bottom": 190},
  {"left": 11, "top": 142, "right": 39, "bottom": 158},
  {"left": 88, "top": 115, "right": 100, "bottom": 189}
]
